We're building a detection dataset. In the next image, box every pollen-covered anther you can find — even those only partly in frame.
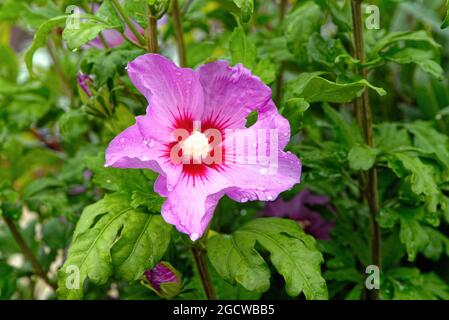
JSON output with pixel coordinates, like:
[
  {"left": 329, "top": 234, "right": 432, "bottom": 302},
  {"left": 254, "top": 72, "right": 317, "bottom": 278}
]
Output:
[{"left": 180, "top": 131, "right": 211, "bottom": 161}]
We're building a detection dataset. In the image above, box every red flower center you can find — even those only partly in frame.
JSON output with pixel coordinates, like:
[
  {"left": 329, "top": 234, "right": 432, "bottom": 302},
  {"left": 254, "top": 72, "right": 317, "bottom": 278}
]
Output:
[{"left": 164, "top": 115, "right": 226, "bottom": 180}]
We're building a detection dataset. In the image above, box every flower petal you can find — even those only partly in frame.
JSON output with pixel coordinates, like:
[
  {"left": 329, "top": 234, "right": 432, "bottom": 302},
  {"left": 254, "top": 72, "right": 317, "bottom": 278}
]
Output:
[
  {"left": 249, "top": 101, "right": 291, "bottom": 149},
  {"left": 105, "top": 123, "right": 182, "bottom": 187},
  {"left": 161, "top": 169, "right": 229, "bottom": 240},
  {"left": 224, "top": 150, "right": 301, "bottom": 203},
  {"left": 127, "top": 54, "right": 204, "bottom": 130},
  {"left": 197, "top": 61, "right": 272, "bottom": 129},
  {"left": 219, "top": 106, "right": 301, "bottom": 202}
]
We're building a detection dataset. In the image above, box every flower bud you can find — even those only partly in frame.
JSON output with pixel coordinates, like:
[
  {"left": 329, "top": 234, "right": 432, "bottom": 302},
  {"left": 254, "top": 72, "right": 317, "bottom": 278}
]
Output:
[
  {"left": 148, "top": 0, "right": 171, "bottom": 19},
  {"left": 76, "top": 73, "right": 93, "bottom": 97},
  {"left": 144, "top": 262, "right": 181, "bottom": 299}
]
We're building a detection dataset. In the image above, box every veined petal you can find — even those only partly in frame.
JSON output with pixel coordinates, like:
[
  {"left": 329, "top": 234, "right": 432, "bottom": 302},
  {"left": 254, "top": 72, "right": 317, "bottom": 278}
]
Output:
[
  {"left": 105, "top": 123, "right": 182, "bottom": 187},
  {"left": 250, "top": 101, "right": 291, "bottom": 149},
  {"left": 161, "top": 169, "right": 230, "bottom": 240},
  {"left": 127, "top": 54, "right": 204, "bottom": 130},
  {"left": 224, "top": 150, "right": 301, "bottom": 203},
  {"left": 197, "top": 61, "right": 272, "bottom": 129}
]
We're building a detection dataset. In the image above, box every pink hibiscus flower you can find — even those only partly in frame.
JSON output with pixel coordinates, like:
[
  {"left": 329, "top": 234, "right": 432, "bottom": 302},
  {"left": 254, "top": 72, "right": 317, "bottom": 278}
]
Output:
[
  {"left": 263, "top": 189, "right": 335, "bottom": 240},
  {"left": 105, "top": 54, "right": 301, "bottom": 240}
]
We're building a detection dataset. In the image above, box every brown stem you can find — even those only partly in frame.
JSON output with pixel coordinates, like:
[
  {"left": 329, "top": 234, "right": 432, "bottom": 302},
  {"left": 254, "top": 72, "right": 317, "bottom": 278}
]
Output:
[
  {"left": 190, "top": 243, "right": 216, "bottom": 300},
  {"left": 172, "top": 0, "right": 187, "bottom": 67},
  {"left": 30, "top": 128, "right": 62, "bottom": 151},
  {"left": 147, "top": 13, "right": 159, "bottom": 53},
  {"left": 351, "top": 0, "right": 381, "bottom": 300},
  {"left": 3, "top": 217, "right": 57, "bottom": 291}
]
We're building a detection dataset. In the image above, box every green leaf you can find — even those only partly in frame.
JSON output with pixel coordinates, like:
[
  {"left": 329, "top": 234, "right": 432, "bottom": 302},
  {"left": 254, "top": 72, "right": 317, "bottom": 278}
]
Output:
[
  {"left": 307, "top": 33, "right": 353, "bottom": 73},
  {"left": 385, "top": 268, "right": 449, "bottom": 300},
  {"left": 0, "top": 44, "right": 18, "bottom": 81},
  {"left": 97, "top": 0, "right": 125, "bottom": 31},
  {"left": 253, "top": 59, "right": 276, "bottom": 85},
  {"left": 377, "top": 208, "right": 400, "bottom": 229},
  {"left": 377, "top": 206, "right": 432, "bottom": 261},
  {"left": 442, "top": 0, "right": 449, "bottom": 29},
  {"left": 285, "top": 1, "right": 322, "bottom": 65},
  {"left": 422, "top": 227, "right": 449, "bottom": 260},
  {"left": 348, "top": 144, "right": 380, "bottom": 171},
  {"left": 130, "top": 190, "right": 165, "bottom": 212},
  {"left": 24, "top": 15, "right": 67, "bottom": 76},
  {"left": 57, "top": 193, "right": 171, "bottom": 299},
  {"left": 233, "top": 0, "right": 254, "bottom": 23},
  {"left": 22, "top": 177, "right": 65, "bottom": 200},
  {"left": 413, "top": 69, "right": 448, "bottom": 121},
  {"left": 386, "top": 153, "right": 440, "bottom": 212},
  {"left": 372, "top": 30, "right": 440, "bottom": 55},
  {"left": 42, "top": 218, "right": 71, "bottom": 251},
  {"left": 399, "top": 215, "right": 429, "bottom": 261},
  {"left": 382, "top": 47, "right": 443, "bottom": 79},
  {"left": 322, "top": 104, "right": 362, "bottom": 147},
  {"left": 208, "top": 233, "right": 270, "bottom": 293},
  {"left": 315, "top": 0, "right": 352, "bottom": 32},
  {"left": 63, "top": 20, "right": 114, "bottom": 50},
  {"left": 405, "top": 122, "right": 449, "bottom": 177},
  {"left": 280, "top": 98, "right": 310, "bottom": 136},
  {"left": 89, "top": 48, "right": 143, "bottom": 86},
  {"left": 59, "top": 110, "right": 89, "bottom": 142},
  {"left": 124, "top": 0, "right": 148, "bottom": 28},
  {"left": 207, "top": 218, "right": 327, "bottom": 299},
  {"left": 85, "top": 152, "right": 149, "bottom": 194},
  {"left": 286, "top": 72, "right": 386, "bottom": 104},
  {"left": 374, "top": 123, "right": 411, "bottom": 152},
  {"left": 57, "top": 193, "right": 132, "bottom": 299},
  {"left": 229, "top": 27, "right": 257, "bottom": 69},
  {"left": 111, "top": 212, "right": 171, "bottom": 281}
]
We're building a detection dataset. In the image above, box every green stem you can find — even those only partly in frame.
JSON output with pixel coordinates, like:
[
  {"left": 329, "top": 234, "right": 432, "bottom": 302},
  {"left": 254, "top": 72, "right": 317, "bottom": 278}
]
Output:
[
  {"left": 98, "top": 33, "right": 110, "bottom": 49},
  {"left": 111, "top": 0, "right": 146, "bottom": 46},
  {"left": 147, "top": 12, "right": 159, "bottom": 53},
  {"left": 351, "top": 0, "right": 381, "bottom": 300},
  {"left": 172, "top": 0, "right": 187, "bottom": 67},
  {"left": 190, "top": 242, "right": 216, "bottom": 300},
  {"left": 275, "top": 0, "right": 288, "bottom": 104},
  {"left": 46, "top": 40, "right": 73, "bottom": 100},
  {"left": 3, "top": 217, "right": 57, "bottom": 291}
]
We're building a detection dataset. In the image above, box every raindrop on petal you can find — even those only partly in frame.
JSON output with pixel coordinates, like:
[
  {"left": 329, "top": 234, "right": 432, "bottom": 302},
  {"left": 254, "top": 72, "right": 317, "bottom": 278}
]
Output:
[{"left": 190, "top": 233, "right": 200, "bottom": 241}]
